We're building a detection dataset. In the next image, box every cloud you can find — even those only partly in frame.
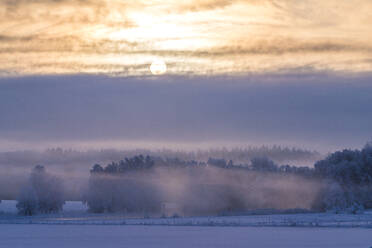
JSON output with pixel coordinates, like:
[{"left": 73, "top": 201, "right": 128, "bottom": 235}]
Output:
[
  {"left": 0, "top": 0, "right": 372, "bottom": 75},
  {"left": 173, "top": 0, "right": 236, "bottom": 12},
  {"left": 158, "top": 39, "right": 372, "bottom": 56},
  {"left": 0, "top": 73, "right": 371, "bottom": 151},
  {"left": 0, "top": 0, "right": 136, "bottom": 24},
  {"left": 0, "top": 35, "right": 34, "bottom": 42}
]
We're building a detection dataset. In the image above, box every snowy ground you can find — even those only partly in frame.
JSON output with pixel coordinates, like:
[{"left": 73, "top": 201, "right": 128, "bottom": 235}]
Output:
[
  {"left": 2, "top": 200, "right": 372, "bottom": 228},
  {"left": 2, "top": 201, "right": 372, "bottom": 247},
  {"left": 0, "top": 224, "right": 371, "bottom": 248}
]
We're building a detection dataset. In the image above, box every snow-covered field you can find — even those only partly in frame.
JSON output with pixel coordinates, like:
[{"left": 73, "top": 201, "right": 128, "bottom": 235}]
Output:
[
  {"left": 1, "top": 200, "right": 372, "bottom": 247},
  {"left": 2, "top": 200, "right": 372, "bottom": 228},
  {"left": 0, "top": 224, "right": 371, "bottom": 248}
]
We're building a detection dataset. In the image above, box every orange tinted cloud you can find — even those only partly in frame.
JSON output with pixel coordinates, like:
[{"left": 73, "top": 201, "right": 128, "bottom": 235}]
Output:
[{"left": 0, "top": 0, "right": 371, "bottom": 76}]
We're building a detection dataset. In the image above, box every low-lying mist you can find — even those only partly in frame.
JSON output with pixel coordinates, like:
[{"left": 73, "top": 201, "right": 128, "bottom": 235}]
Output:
[
  {"left": 0, "top": 146, "right": 321, "bottom": 202},
  {"left": 152, "top": 166, "right": 322, "bottom": 214},
  {"left": 84, "top": 159, "right": 323, "bottom": 216},
  {"left": 8, "top": 142, "right": 372, "bottom": 216}
]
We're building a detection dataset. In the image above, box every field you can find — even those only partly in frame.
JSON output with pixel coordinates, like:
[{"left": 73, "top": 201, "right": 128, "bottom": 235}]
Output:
[
  {"left": 2, "top": 201, "right": 372, "bottom": 228},
  {"left": 1, "top": 201, "right": 372, "bottom": 247},
  {"left": 1, "top": 224, "right": 372, "bottom": 248}
]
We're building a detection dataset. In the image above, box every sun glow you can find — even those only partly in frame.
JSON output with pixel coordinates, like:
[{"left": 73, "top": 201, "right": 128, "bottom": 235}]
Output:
[{"left": 150, "top": 60, "right": 167, "bottom": 75}]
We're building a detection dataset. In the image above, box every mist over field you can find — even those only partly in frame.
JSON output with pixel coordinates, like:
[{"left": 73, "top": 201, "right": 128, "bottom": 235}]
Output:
[
  {"left": 5, "top": 142, "right": 372, "bottom": 216},
  {"left": 0, "top": 145, "right": 320, "bottom": 200},
  {"left": 84, "top": 164, "right": 322, "bottom": 215}
]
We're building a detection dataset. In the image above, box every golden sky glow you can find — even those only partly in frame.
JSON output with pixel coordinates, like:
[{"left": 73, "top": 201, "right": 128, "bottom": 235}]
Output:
[{"left": 1, "top": 0, "right": 372, "bottom": 76}]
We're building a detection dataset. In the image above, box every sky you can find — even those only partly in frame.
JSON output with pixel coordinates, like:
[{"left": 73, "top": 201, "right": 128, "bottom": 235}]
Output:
[
  {"left": 0, "top": 73, "right": 371, "bottom": 152},
  {"left": 0, "top": 0, "right": 372, "bottom": 152},
  {"left": 1, "top": 0, "right": 372, "bottom": 75}
]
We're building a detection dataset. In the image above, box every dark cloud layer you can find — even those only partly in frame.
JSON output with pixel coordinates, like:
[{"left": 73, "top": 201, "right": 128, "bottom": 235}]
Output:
[{"left": 0, "top": 74, "right": 371, "bottom": 151}]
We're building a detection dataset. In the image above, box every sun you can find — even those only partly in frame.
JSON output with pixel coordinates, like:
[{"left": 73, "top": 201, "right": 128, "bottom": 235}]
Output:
[{"left": 150, "top": 60, "right": 167, "bottom": 75}]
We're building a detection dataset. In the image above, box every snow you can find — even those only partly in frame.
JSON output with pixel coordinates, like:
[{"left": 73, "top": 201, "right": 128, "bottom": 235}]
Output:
[
  {"left": 2, "top": 200, "right": 372, "bottom": 247},
  {"left": 2, "top": 200, "right": 372, "bottom": 228},
  {"left": 0, "top": 225, "right": 371, "bottom": 248},
  {"left": 0, "top": 200, "right": 18, "bottom": 213}
]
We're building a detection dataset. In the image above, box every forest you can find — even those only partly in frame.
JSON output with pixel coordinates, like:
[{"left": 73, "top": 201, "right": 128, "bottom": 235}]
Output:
[{"left": 10, "top": 143, "right": 372, "bottom": 216}]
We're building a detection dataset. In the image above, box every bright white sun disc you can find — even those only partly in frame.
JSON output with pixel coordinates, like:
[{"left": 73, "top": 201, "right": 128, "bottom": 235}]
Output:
[{"left": 150, "top": 60, "right": 167, "bottom": 75}]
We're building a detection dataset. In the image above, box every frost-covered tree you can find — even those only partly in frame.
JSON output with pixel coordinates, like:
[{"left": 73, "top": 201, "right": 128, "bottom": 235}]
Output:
[
  {"left": 83, "top": 172, "right": 112, "bottom": 213},
  {"left": 16, "top": 165, "right": 65, "bottom": 215},
  {"left": 250, "top": 157, "right": 278, "bottom": 172},
  {"left": 321, "top": 182, "right": 349, "bottom": 212},
  {"left": 16, "top": 186, "right": 38, "bottom": 216},
  {"left": 313, "top": 142, "right": 372, "bottom": 211},
  {"left": 319, "top": 182, "right": 364, "bottom": 214},
  {"left": 85, "top": 173, "right": 161, "bottom": 213},
  {"left": 207, "top": 158, "right": 227, "bottom": 168},
  {"left": 84, "top": 156, "right": 160, "bottom": 213}
]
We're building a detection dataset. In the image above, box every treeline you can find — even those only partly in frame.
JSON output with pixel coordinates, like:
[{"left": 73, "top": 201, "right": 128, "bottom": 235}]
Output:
[
  {"left": 207, "top": 157, "right": 314, "bottom": 178},
  {"left": 0, "top": 145, "right": 321, "bottom": 168},
  {"left": 12, "top": 143, "right": 372, "bottom": 216},
  {"left": 85, "top": 156, "right": 160, "bottom": 213}
]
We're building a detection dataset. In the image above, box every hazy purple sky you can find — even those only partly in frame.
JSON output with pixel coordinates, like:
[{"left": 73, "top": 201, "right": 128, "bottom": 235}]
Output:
[{"left": 0, "top": 73, "right": 371, "bottom": 152}]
